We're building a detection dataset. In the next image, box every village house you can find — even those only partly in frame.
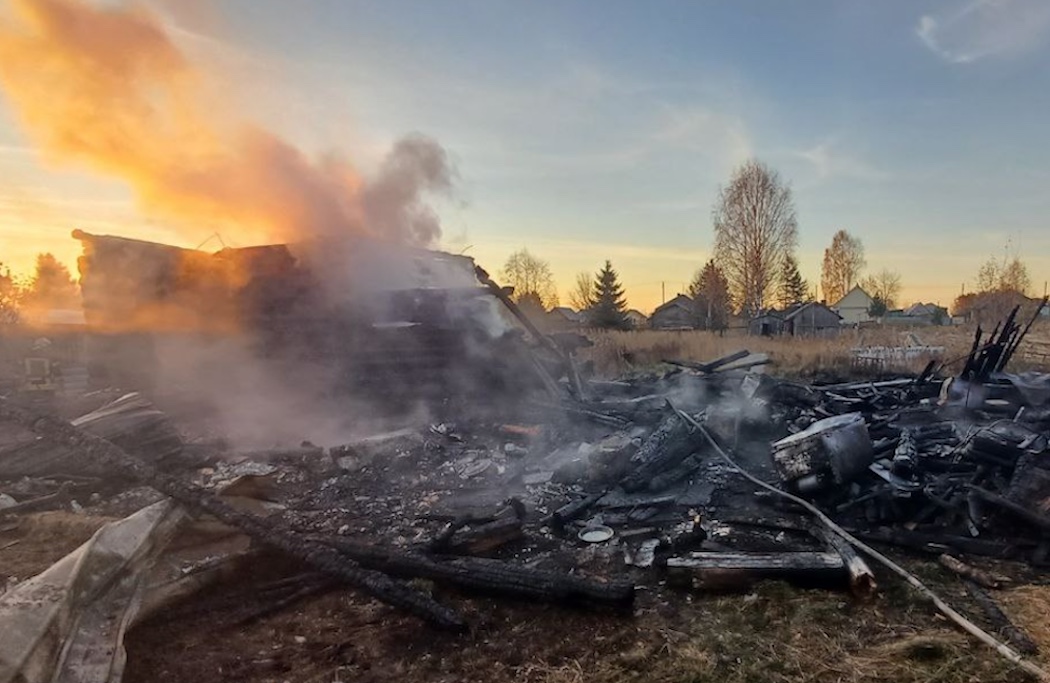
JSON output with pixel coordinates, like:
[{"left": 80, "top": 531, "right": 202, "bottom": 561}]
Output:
[
  {"left": 833, "top": 285, "right": 875, "bottom": 325},
  {"left": 624, "top": 309, "right": 648, "bottom": 329},
  {"left": 749, "top": 301, "right": 841, "bottom": 337},
  {"left": 545, "top": 306, "right": 584, "bottom": 331},
  {"left": 882, "top": 303, "right": 950, "bottom": 326},
  {"left": 649, "top": 294, "right": 696, "bottom": 330}
]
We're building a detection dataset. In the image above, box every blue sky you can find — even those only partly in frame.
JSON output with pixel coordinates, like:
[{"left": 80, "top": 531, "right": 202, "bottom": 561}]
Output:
[{"left": 2, "top": 0, "right": 1050, "bottom": 311}]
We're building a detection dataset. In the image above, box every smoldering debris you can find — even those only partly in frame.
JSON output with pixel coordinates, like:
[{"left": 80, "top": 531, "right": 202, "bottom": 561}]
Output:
[
  {"left": 73, "top": 230, "right": 539, "bottom": 448},
  {"left": 3, "top": 299, "right": 1050, "bottom": 680}
]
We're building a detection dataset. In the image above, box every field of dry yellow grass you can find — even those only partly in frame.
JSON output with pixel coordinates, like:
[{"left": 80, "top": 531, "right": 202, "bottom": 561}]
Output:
[{"left": 580, "top": 322, "right": 1050, "bottom": 380}]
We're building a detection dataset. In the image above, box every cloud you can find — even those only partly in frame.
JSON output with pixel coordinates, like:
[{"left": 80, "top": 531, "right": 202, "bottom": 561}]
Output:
[
  {"left": 649, "top": 105, "right": 752, "bottom": 170},
  {"left": 0, "top": 144, "right": 34, "bottom": 157},
  {"left": 795, "top": 138, "right": 885, "bottom": 182},
  {"left": 917, "top": 0, "right": 1050, "bottom": 64}
]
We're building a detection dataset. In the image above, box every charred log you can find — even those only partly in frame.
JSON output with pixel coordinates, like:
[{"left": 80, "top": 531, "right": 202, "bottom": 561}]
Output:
[
  {"left": 938, "top": 554, "right": 1009, "bottom": 590},
  {"left": 319, "top": 537, "right": 635, "bottom": 609},
  {"left": 666, "top": 551, "right": 847, "bottom": 591},
  {"left": 620, "top": 412, "right": 698, "bottom": 493},
  {"left": 814, "top": 526, "right": 877, "bottom": 600},
  {"left": 550, "top": 493, "right": 604, "bottom": 532},
  {"left": 433, "top": 517, "right": 524, "bottom": 556},
  {"left": 852, "top": 528, "right": 1028, "bottom": 559},
  {"left": 965, "top": 581, "right": 1038, "bottom": 655},
  {"left": 969, "top": 487, "right": 1050, "bottom": 531}
]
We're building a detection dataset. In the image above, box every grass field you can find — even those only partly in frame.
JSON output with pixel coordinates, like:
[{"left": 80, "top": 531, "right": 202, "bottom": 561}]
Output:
[{"left": 579, "top": 322, "right": 1050, "bottom": 380}]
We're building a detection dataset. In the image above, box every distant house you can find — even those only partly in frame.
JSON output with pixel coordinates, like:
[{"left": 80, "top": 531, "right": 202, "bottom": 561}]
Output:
[
  {"left": 954, "top": 291, "right": 1044, "bottom": 326},
  {"left": 749, "top": 301, "right": 841, "bottom": 337},
  {"left": 650, "top": 294, "right": 696, "bottom": 330},
  {"left": 624, "top": 309, "right": 648, "bottom": 329},
  {"left": 904, "top": 303, "right": 949, "bottom": 325},
  {"left": 546, "top": 306, "right": 584, "bottom": 331},
  {"left": 880, "top": 303, "right": 950, "bottom": 326},
  {"left": 834, "top": 285, "right": 875, "bottom": 325}
]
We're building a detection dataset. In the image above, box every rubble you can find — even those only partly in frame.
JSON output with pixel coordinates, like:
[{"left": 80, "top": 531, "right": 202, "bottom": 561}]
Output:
[{"left": 2, "top": 283, "right": 1050, "bottom": 679}]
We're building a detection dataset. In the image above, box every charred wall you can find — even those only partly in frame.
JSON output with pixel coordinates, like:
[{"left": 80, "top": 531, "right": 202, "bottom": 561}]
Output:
[{"left": 73, "top": 230, "right": 537, "bottom": 410}]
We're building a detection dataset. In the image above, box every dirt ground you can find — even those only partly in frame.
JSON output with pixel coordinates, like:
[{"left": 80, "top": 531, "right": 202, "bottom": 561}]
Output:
[{"left": 4, "top": 511, "right": 1048, "bottom": 683}]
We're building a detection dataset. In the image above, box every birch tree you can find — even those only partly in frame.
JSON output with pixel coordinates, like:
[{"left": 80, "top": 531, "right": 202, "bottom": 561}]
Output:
[
  {"left": 712, "top": 160, "right": 798, "bottom": 316},
  {"left": 820, "top": 230, "right": 865, "bottom": 304}
]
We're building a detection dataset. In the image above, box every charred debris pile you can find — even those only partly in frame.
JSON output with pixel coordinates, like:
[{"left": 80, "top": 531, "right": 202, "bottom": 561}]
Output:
[{"left": 2, "top": 232, "right": 1050, "bottom": 677}]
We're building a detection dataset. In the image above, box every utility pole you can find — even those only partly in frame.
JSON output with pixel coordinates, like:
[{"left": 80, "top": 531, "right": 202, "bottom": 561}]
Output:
[{"left": 661, "top": 281, "right": 666, "bottom": 304}]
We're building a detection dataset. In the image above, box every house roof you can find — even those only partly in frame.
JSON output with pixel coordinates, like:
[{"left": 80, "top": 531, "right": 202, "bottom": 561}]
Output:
[
  {"left": 833, "top": 285, "right": 874, "bottom": 309},
  {"left": 753, "top": 301, "right": 841, "bottom": 322},
  {"left": 783, "top": 301, "right": 841, "bottom": 321},
  {"left": 549, "top": 307, "right": 582, "bottom": 322},
  {"left": 651, "top": 294, "right": 693, "bottom": 316},
  {"left": 904, "top": 302, "right": 946, "bottom": 317},
  {"left": 624, "top": 309, "right": 648, "bottom": 320}
]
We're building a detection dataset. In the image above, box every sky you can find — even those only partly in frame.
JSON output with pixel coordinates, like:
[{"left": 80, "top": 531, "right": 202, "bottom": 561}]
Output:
[{"left": 2, "top": 0, "right": 1050, "bottom": 313}]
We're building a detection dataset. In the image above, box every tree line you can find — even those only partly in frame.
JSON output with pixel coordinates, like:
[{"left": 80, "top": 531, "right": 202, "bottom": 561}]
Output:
[
  {"left": 499, "top": 158, "right": 1038, "bottom": 330},
  {"left": 0, "top": 253, "right": 80, "bottom": 323},
  {"left": 499, "top": 159, "right": 903, "bottom": 330},
  {"left": 501, "top": 249, "right": 635, "bottom": 329}
]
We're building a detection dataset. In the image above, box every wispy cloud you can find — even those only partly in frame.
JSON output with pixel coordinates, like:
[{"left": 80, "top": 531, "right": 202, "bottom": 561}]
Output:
[
  {"left": 917, "top": 0, "right": 1050, "bottom": 64},
  {"left": 650, "top": 105, "right": 752, "bottom": 170},
  {"left": 794, "top": 138, "right": 885, "bottom": 182},
  {"left": 0, "top": 144, "right": 34, "bottom": 157}
]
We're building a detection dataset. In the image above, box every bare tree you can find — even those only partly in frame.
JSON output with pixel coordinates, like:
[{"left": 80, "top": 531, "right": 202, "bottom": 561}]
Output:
[
  {"left": 712, "top": 160, "right": 799, "bottom": 316},
  {"left": 501, "top": 249, "right": 558, "bottom": 309},
  {"left": 567, "top": 271, "right": 594, "bottom": 311},
  {"left": 975, "top": 255, "right": 1030, "bottom": 295},
  {"left": 859, "top": 269, "right": 902, "bottom": 310},
  {"left": 820, "top": 230, "right": 865, "bottom": 304}
]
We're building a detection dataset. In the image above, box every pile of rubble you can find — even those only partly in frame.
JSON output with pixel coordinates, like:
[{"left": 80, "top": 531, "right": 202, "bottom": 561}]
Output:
[{"left": 2, "top": 299, "right": 1050, "bottom": 681}]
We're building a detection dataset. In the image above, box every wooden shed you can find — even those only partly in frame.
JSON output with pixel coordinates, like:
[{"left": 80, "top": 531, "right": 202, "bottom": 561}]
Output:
[{"left": 650, "top": 294, "right": 696, "bottom": 330}]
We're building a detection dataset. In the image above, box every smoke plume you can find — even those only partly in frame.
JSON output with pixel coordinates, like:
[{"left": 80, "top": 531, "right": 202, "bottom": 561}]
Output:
[{"left": 0, "top": 0, "right": 454, "bottom": 246}]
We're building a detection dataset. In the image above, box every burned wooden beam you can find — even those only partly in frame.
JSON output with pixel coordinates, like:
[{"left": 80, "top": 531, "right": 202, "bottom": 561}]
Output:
[
  {"left": 318, "top": 537, "right": 635, "bottom": 609},
  {"left": 620, "top": 412, "right": 698, "bottom": 492},
  {"left": 814, "top": 526, "right": 877, "bottom": 600},
  {"left": 666, "top": 551, "right": 847, "bottom": 591},
  {"left": 938, "top": 554, "right": 1010, "bottom": 590},
  {"left": 851, "top": 528, "right": 1026, "bottom": 559},
  {"left": 965, "top": 581, "right": 1038, "bottom": 655},
  {"left": 0, "top": 398, "right": 466, "bottom": 631},
  {"left": 550, "top": 492, "right": 604, "bottom": 531},
  {"left": 663, "top": 349, "right": 749, "bottom": 374},
  {"left": 434, "top": 517, "right": 524, "bottom": 556},
  {"left": 970, "top": 487, "right": 1050, "bottom": 531},
  {"left": 474, "top": 265, "right": 579, "bottom": 400},
  {"left": 648, "top": 453, "right": 704, "bottom": 492}
]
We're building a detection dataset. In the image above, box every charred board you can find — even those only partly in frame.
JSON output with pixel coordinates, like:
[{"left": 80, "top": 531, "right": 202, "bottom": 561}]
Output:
[{"left": 620, "top": 413, "right": 699, "bottom": 493}]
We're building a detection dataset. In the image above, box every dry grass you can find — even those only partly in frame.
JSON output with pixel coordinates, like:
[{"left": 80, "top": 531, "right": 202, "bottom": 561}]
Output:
[
  {"left": 997, "top": 585, "right": 1050, "bottom": 660},
  {"left": 579, "top": 322, "right": 1050, "bottom": 380},
  {"left": 127, "top": 575, "right": 1029, "bottom": 683}
]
